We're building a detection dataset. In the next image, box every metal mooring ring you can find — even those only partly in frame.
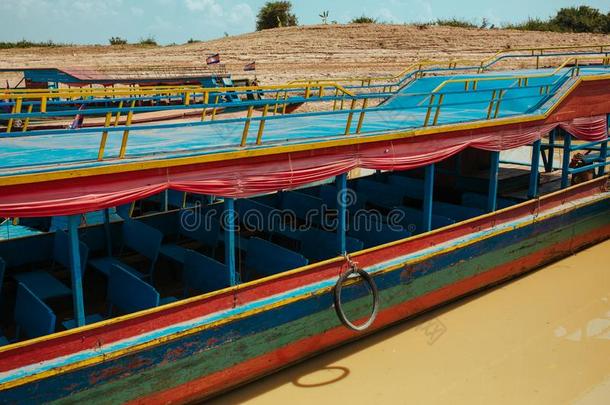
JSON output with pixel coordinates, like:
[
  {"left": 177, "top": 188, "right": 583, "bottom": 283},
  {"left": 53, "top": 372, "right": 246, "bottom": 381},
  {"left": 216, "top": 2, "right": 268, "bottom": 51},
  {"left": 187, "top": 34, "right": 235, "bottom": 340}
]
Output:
[{"left": 334, "top": 265, "right": 379, "bottom": 332}]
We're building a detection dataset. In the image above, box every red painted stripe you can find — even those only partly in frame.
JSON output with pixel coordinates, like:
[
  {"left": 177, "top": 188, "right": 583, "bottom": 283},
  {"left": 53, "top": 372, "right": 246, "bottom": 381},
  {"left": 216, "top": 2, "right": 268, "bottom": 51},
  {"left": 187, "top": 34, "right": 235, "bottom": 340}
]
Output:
[
  {"left": 0, "top": 181, "right": 605, "bottom": 371},
  {"left": 132, "top": 224, "right": 610, "bottom": 404}
]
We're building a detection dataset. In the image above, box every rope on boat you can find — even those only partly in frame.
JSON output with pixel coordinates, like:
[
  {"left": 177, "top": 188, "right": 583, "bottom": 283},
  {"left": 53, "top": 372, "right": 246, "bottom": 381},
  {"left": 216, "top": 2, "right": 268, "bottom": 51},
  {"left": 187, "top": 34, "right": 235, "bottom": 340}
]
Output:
[{"left": 334, "top": 254, "right": 379, "bottom": 332}]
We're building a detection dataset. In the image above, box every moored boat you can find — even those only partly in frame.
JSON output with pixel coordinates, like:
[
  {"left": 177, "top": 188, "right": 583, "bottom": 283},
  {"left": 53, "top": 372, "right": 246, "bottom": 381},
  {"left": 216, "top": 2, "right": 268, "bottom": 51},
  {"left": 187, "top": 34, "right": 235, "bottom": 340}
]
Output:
[{"left": 0, "top": 45, "right": 609, "bottom": 403}]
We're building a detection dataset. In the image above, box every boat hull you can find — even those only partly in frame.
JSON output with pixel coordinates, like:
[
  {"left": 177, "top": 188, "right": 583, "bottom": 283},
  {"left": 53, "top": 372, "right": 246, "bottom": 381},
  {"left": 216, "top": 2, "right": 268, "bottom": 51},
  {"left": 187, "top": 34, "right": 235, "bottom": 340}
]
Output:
[{"left": 0, "top": 179, "right": 609, "bottom": 404}]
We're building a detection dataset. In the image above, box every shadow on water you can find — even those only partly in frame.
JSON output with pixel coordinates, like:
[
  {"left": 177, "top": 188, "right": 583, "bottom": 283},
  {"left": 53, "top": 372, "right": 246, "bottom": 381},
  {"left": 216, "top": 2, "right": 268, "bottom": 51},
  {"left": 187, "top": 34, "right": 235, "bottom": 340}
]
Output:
[
  {"left": 292, "top": 366, "right": 351, "bottom": 388},
  {"left": 204, "top": 275, "right": 520, "bottom": 404}
]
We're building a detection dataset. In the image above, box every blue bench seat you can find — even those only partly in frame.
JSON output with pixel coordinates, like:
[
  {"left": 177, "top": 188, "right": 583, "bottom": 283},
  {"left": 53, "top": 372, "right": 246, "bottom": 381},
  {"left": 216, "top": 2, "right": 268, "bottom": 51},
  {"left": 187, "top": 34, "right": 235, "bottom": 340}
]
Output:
[
  {"left": 182, "top": 250, "right": 230, "bottom": 295},
  {"left": 236, "top": 198, "right": 285, "bottom": 231},
  {"left": 89, "top": 256, "right": 145, "bottom": 279},
  {"left": 159, "top": 244, "right": 189, "bottom": 264},
  {"left": 433, "top": 201, "right": 485, "bottom": 222},
  {"left": 348, "top": 219, "right": 411, "bottom": 248},
  {"left": 319, "top": 184, "right": 367, "bottom": 211},
  {"left": 280, "top": 191, "right": 325, "bottom": 224},
  {"left": 90, "top": 219, "right": 163, "bottom": 280},
  {"left": 65, "top": 265, "right": 176, "bottom": 327},
  {"left": 387, "top": 175, "right": 426, "bottom": 200},
  {"left": 13, "top": 230, "right": 89, "bottom": 301},
  {"left": 298, "top": 229, "right": 364, "bottom": 262},
  {"left": 243, "top": 238, "right": 308, "bottom": 281},
  {"left": 461, "top": 192, "right": 517, "bottom": 210},
  {"left": 14, "top": 271, "right": 72, "bottom": 301},
  {"left": 14, "top": 283, "right": 56, "bottom": 339},
  {"left": 160, "top": 216, "right": 220, "bottom": 264},
  {"left": 393, "top": 206, "right": 455, "bottom": 234},
  {"left": 354, "top": 179, "right": 405, "bottom": 209}
]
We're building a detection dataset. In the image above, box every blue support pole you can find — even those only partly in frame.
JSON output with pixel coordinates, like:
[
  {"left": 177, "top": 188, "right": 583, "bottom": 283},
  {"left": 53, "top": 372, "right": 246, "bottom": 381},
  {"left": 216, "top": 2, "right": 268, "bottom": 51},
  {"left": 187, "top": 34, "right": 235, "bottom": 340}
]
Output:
[
  {"left": 561, "top": 130, "right": 572, "bottom": 189},
  {"left": 103, "top": 208, "right": 112, "bottom": 256},
  {"left": 67, "top": 215, "right": 85, "bottom": 327},
  {"left": 336, "top": 173, "right": 347, "bottom": 254},
  {"left": 599, "top": 115, "right": 609, "bottom": 177},
  {"left": 599, "top": 140, "right": 608, "bottom": 177},
  {"left": 163, "top": 190, "right": 169, "bottom": 212},
  {"left": 528, "top": 140, "right": 541, "bottom": 198},
  {"left": 544, "top": 129, "right": 556, "bottom": 172},
  {"left": 223, "top": 198, "right": 237, "bottom": 286},
  {"left": 423, "top": 164, "right": 435, "bottom": 232},
  {"left": 488, "top": 151, "right": 500, "bottom": 212}
]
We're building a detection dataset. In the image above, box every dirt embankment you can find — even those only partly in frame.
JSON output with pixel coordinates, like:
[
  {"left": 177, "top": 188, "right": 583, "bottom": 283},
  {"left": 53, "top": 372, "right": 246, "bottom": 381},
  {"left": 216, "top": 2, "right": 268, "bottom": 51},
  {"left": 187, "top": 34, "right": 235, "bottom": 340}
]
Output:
[{"left": 1, "top": 24, "right": 609, "bottom": 86}]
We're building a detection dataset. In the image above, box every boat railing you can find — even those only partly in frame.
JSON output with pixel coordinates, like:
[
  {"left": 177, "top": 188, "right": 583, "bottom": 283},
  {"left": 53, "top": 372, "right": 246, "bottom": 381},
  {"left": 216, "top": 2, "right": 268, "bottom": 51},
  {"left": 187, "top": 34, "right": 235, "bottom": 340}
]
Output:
[
  {"left": 0, "top": 82, "right": 363, "bottom": 134},
  {"left": 289, "top": 43, "right": 610, "bottom": 90},
  {"left": 421, "top": 56, "right": 610, "bottom": 126},
  {"left": 3, "top": 52, "right": 608, "bottom": 125},
  {"left": 1, "top": 55, "right": 609, "bottom": 167}
]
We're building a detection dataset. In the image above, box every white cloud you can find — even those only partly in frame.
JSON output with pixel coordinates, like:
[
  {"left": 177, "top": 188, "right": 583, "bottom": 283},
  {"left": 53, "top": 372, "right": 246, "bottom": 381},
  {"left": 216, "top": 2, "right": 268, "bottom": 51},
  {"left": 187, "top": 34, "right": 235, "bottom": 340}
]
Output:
[
  {"left": 184, "top": 0, "right": 222, "bottom": 16},
  {"left": 228, "top": 3, "right": 254, "bottom": 26},
  {"left": 376, "top": 8, "right": 396, "bottom": 23},
  {"left": 131, "top": 7, "right": 144, "bottom": 17},
  {"left": 386, "top": 0, "right": 434, "bottom": 22}
]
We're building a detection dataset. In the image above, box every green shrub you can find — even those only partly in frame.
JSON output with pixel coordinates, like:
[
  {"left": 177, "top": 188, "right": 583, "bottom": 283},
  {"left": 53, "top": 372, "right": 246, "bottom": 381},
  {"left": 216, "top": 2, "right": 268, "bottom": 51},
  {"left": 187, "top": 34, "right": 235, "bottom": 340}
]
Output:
[
  {"left": 0, "top": 40, "right": 68, "bottom": 49},
  {"left": 436, "top": 18, "right": 477, "bottom": 28},
  {"left": 551, "top": 6, "right": 608, "bottom": 33},
  {"left": 505, "top": 6, "right": 610, "bottom": 33},
  {"left": 256, "top": 1, "right": 298, "bottom": 30},
  {"left": 350, "top": 16, "right": 378, "bottom": 24},
  {"left": 108, "top": 36, "right": 128, "bottom": 45},
  {"left": 138, "top": 36, "right": 157, "bottom": 46}
]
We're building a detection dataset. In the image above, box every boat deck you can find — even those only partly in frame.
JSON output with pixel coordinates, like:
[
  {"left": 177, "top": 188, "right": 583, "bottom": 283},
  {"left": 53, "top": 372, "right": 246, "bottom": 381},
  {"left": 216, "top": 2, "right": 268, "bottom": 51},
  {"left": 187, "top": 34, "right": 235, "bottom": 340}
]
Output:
[{"left": 2, "top": 66, "right": 609, "bottom": 178}]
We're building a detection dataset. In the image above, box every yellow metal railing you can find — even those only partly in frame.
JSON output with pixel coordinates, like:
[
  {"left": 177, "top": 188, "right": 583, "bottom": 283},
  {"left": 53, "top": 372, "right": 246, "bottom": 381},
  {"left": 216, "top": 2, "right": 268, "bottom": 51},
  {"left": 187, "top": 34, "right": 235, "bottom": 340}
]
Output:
[
  {"left": 3, "top": 50, "right": 610, "bottom": 164},
  {"left": 0, "top": 82, "right": 355, "bottom": 114},
  {"left": 422, "top": 55, "right": 610, "bottom": 127},
  {"left": 289, "top": 43, "right": 610, "bottom": 87}
]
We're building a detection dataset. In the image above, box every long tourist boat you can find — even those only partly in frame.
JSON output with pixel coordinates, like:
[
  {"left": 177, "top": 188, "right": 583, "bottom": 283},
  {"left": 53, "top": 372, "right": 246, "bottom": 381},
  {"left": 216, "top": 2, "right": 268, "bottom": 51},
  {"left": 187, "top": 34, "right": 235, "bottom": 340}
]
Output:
[
  {"left": 0, "top": 65, "right": 282, "bottom": 130},
  {"left": 0, "top": 45, "right": 609, "bottom": 403}
]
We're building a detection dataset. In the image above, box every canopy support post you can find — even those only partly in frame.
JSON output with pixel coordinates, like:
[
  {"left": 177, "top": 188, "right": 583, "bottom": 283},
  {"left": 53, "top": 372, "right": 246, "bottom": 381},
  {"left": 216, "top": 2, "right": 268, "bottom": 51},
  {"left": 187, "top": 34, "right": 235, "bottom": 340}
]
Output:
[
  {"left": 488, "top": 151, "right": 500, "bottom": 212},
  {"left": 545, "top": 129, "right": 556, "bottom": 172},
  {"left": 68, "top": 215, "right": 85, "bottom": 327},
  {"left": 163, "top": 190, "right": 169, "bottom": 212},
  {"left": 561, "top": 130, "right": 572, "bottom": 189},
  {"left": 598, "top": 115, "right": 609, "bottom": 177},
  {"left": 423, "top": 164, "right": 435, "bottom": 232},
  {"left": 528, "top": 140, "right": 541, "bottom": 199},
  {"left": 224, "top": 198, "right": 237, "bottom": 286},
  {"left": 336, "top": 173, "right": 347, "bottom": 254},
  {"left": 103, "top": 208, "right": 112, "bottom": 256}
]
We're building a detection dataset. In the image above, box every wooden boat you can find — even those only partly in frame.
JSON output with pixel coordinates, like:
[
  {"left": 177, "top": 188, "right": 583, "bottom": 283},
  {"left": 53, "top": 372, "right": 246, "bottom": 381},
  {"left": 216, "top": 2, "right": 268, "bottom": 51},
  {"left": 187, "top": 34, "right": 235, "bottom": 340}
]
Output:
[{"left": 0, "top": 46, "right": 609, "bottom": 403}]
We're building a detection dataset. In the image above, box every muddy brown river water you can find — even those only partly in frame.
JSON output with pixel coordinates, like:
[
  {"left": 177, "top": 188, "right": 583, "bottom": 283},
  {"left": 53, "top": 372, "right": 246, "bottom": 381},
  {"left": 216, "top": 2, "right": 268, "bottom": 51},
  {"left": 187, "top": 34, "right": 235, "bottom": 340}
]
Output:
[{"left": 209, "top": 240, "right": 610, "bottom": 405}]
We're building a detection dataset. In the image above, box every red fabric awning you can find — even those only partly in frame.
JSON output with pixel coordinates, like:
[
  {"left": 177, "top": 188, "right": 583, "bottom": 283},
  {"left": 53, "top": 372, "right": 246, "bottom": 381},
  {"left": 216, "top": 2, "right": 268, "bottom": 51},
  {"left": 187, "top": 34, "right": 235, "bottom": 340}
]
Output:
[{"left": 0, "top": 115, "right": 607, "bottom": 217}]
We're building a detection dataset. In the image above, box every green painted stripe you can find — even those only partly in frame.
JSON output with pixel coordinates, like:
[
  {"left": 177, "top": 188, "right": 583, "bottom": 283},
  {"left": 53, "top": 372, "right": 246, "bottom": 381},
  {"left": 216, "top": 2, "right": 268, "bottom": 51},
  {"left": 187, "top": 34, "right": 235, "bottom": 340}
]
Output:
[{"left": 54, "top": 212, "right": 609, "bottom": 404}]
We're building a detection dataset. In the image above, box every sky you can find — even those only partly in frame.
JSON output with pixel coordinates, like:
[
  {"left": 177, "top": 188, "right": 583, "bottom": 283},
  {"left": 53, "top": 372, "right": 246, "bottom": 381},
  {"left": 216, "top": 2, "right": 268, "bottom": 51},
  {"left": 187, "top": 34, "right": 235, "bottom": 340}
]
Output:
[{"left": 0, "top": 0, "right": 609, "bottom": 45}]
